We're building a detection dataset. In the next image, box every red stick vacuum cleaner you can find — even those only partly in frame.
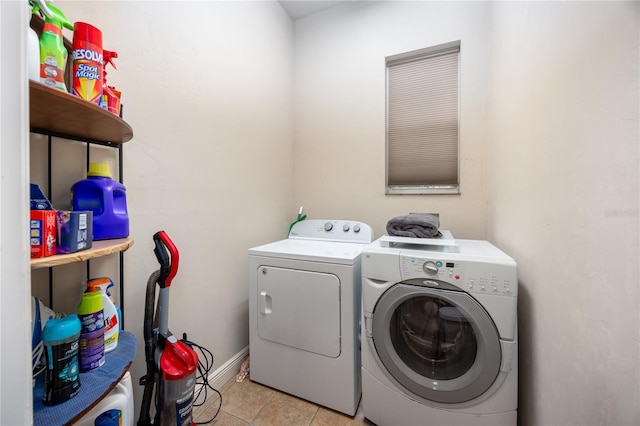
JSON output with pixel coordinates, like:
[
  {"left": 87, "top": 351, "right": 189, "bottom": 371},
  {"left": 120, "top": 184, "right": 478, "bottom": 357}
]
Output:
[{"left": 138, "top": 231, "right": 199, "bottom": 426}]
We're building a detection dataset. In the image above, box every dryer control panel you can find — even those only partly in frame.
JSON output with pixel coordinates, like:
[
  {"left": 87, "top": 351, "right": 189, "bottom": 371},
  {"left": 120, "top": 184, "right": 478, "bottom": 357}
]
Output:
[
  {"left": 289, "top": 219, "right": 373, "bottom": 244},
  {"left": 400, "top": 255, "right": 517, "bottom": 297}
]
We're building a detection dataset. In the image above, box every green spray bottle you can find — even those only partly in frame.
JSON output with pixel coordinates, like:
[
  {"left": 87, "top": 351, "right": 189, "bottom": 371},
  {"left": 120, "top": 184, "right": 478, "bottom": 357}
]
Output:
[{"left": 32, "top": 2, "right": 73, "bottom": 91}]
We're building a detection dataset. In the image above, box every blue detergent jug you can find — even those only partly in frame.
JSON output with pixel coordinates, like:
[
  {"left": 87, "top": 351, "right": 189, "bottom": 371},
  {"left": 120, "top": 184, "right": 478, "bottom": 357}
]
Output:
[{"left": 71, "top": 162, "right": 129, "bottom": 240}]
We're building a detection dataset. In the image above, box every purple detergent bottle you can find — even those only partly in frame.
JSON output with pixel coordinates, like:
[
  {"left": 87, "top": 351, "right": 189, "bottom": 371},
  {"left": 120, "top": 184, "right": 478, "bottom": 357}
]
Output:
[{"left": 71, "top": 162, "right": 129, "bottom": 240}]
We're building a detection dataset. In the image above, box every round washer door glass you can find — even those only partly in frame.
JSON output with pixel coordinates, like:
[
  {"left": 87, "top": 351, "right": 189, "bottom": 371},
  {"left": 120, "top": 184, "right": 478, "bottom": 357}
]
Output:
[{"left": 372, "top": 282, "right": 502, "bottom": 404}]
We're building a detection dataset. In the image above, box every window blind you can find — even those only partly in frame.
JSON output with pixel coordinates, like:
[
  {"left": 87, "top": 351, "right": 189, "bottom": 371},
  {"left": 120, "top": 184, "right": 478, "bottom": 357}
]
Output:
[{"left": 386, "top": 42, "right": 460, "bottom": 194}]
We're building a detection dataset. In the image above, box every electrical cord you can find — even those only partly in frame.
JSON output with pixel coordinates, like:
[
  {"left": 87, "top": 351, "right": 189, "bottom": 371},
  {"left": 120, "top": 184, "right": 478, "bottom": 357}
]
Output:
[{"left": 181, "top": 334, "right": 222, "bottom": 424}]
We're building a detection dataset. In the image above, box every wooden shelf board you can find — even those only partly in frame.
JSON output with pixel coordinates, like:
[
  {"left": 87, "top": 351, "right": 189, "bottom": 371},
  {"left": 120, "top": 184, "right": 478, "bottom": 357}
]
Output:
[
  {"left": 31, "top": 237, "right": 134, "bottom": 269},
  {"left": 30, "top": 81, "right": 133, "bottom": 144}
]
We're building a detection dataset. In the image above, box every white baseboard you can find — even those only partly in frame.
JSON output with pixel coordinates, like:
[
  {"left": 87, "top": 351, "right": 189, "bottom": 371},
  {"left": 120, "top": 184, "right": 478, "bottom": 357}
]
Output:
[{"left": 204, "top": 346, "right": 249, "bottom": 391}]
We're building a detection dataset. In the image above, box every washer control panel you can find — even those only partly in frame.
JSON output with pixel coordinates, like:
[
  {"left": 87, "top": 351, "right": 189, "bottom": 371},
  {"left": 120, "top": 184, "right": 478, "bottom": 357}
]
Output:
[
  {"left": 400, "top": 255, "right": 516, "bottom": 296},
  {"left": 401, "top": 256, "right": 464, "bottom": 282},
  {"left": 289, "top": 219, "right": 373, "bottom": 243}
]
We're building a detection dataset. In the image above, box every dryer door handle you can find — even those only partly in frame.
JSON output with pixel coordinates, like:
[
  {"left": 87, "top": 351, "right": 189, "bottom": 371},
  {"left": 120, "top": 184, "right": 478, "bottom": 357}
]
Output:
[{"left": 260, "top": 291, "right": 272, "bottom": 315}]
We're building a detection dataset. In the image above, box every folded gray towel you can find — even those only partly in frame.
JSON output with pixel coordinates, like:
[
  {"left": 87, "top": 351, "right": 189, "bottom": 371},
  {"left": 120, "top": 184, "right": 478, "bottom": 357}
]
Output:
[{"left": 386, "top": 213, "right": 441, "bottom": 238}]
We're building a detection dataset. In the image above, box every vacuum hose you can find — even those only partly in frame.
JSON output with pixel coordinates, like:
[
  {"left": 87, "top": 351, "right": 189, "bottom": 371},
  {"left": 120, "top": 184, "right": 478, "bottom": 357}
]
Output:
[{"left": 137, "top": 270, "right": 161, "bottom": 426}]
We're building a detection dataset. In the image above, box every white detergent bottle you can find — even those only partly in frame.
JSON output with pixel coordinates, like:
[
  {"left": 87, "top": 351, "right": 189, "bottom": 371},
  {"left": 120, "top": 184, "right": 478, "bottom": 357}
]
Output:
[
  {"left": 106, "top": 281, "right": 122, "bottom": 336},
  {"left": 27, "top": 0, "right": 55, "bottom": 81},
  {"left": 86, "top": 277, "right": 120, "bottom": 352},
  {"left": 27, "top": 1, "right": 40, "bottom": 81}
]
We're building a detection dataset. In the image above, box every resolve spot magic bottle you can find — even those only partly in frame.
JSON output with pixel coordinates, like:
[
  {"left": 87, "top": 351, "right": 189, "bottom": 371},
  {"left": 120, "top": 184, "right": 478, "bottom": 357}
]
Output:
[{"left": 72, "top": 22, "right": 104, "bottom": 107}]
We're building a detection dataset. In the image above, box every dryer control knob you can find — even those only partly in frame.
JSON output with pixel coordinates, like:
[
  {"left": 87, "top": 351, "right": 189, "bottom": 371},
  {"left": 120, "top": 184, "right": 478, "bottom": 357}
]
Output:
[
  {"left": 343, "top": 224, "right": 350, "bottom": 232},
  {"left": 423, "top": 261, "right": 439, "bottom": 275},
  {"left": 324, "top": 222, "right": 333, "bottom": 231},
  {"left": 354, "top": 225, "right": 361, "bottom": 233}
]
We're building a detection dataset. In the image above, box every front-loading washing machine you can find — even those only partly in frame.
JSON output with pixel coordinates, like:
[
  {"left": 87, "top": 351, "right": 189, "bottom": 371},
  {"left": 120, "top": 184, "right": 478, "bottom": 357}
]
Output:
[
  {"left": 361, "top": 235, "right": 518, "bottom": 425},
  {"left": 248, "top": 219, "right": 373, "bottom": 416}
]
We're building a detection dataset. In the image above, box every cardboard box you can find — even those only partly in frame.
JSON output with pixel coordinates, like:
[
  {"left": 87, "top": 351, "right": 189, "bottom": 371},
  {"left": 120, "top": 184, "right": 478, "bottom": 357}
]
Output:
[
  {"left": 30, "top": 184, "right": 94, "bottom": 257},
  {"left": 31, "top": 210, "right": 57, "bottom": 258},
  {"left": 30, "top": 183, "right": 53, "bottom": 210},
  {"left": 56, "top": 211, "right": 93, "bottom": 254}
]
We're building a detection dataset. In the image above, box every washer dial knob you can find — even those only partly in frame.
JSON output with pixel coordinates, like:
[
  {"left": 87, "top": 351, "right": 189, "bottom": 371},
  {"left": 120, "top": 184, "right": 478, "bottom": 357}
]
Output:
[
  {"left": 324, "top": 222, "right": 333, "bottom": 231},
  {"left": 354, "top": 225, "right": 361, "bottom": 233},
  {"left": 423, "top": 261, "right": 439, "bottom": 275},
  {"left": 343, "top": 224, "right": 350, "bottom": 232}
]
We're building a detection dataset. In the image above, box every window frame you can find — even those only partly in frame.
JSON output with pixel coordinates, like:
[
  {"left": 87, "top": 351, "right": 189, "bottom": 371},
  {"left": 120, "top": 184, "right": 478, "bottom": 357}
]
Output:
[{"left": 385, "top": 41, "right": 461, "bottom": 195}]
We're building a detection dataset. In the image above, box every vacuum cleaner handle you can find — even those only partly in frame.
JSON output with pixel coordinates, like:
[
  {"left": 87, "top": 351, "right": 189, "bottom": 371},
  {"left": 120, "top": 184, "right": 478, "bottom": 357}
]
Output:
[{"left": 153, "top": 231, "right": 179, "bottom": 288}]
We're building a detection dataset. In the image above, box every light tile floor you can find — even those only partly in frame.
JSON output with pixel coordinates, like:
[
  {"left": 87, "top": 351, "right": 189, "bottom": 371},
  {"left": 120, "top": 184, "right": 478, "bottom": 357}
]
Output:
[{"left": 193, "top": 377, "right": 375, "bottom": 426}]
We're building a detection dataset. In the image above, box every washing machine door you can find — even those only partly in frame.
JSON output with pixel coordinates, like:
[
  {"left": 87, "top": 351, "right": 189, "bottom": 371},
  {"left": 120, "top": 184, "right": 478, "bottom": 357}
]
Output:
[{"left": 371, "top": 280, "right": 501, "bottom": 404}]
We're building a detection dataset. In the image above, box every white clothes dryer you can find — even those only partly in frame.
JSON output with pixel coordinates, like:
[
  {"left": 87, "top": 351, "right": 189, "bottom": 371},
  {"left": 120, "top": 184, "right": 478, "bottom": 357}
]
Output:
[
  {"left": 361, "top": 235, "right": 518, "bottom": 426},
  {"left": 248, "top": 219, "right": 373, "bottom": 416}
]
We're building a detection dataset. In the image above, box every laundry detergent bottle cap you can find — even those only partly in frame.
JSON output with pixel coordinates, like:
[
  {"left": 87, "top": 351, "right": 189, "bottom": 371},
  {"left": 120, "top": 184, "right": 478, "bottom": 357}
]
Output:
[
  {"left": 86, "top": 277, "right": 120, "bottom": 353},
  {"left": 95, "top": 409, "right": 121, "bottom": 426},
  {"left": 33, "top": 2, "right": 73, "bottom": 91},
  {"left": 71, "top": 162, "right": 129, "bottom": 240},
  {"left": 87, "top": 162, "right": 112, "bottom": 178}
]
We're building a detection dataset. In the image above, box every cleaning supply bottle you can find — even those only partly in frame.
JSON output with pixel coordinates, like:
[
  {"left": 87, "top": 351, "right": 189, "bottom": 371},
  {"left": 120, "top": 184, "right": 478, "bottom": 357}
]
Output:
[
  {"left": 86, "top": 277, "right": 120, "bottom": 353},
  {"left": 27, "top": 0, "right": 49, "bottom": 81},
  {"left": 77, "top": 291, "right": 105, "bottom": 372},
  {"left": 102, "top": 50, "right": 122, "bottom": 115},
  {"left": 28, "top": 0, "right": 54, "bottom": 80},
  {"left": 71, "top": 162, "right": 129, "bottom": 240},
  {"left": 72, "top": 22, "right": 104, "bottom": 106},
  {"left": 27, "top": 13, "right": 40, "bottom": 80},
  {"left": 31, "top": 296, "right": 64, "bottom": 385},
  {"left": 107, "top": 281, "right": 123, "bottom": 339},
  {"left": 33, "top": 2, "right": 73, "bottom": 91},
  {"left": 42, "top": 314, "right": 81, "bottom": 405}
]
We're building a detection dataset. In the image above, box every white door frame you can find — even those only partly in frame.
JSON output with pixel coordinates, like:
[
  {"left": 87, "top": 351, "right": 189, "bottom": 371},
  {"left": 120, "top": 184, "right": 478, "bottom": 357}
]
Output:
[{"left": 0, "top": 1, "right": 33, "bottom": 424}]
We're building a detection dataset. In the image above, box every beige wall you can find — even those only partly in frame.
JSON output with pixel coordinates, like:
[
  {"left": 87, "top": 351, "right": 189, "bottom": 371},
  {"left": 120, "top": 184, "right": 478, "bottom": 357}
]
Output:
[
  {"left": 31, "top": 0, "right": 295, "bottom": 416},
  {"left": 487, "top": 2, "right": 639, "bottom": 425},
  {"left": 296, "top": 1, "right": 639, "bottom": 424},
  {"left": 293, "top": 1, "right": 490, "bottom": 239}
]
